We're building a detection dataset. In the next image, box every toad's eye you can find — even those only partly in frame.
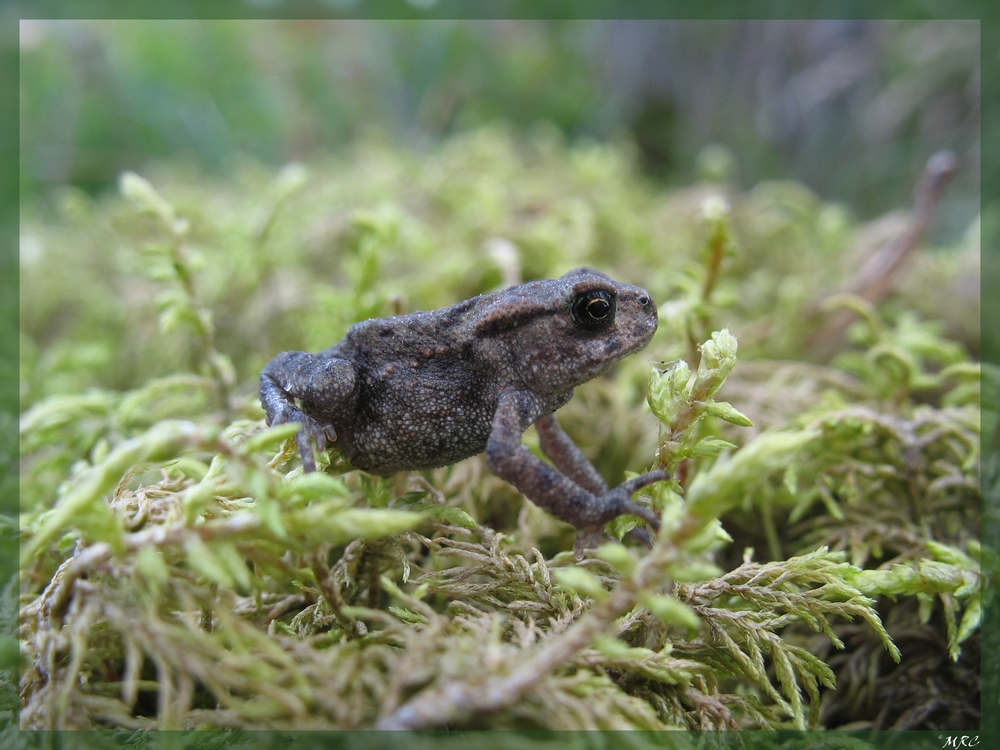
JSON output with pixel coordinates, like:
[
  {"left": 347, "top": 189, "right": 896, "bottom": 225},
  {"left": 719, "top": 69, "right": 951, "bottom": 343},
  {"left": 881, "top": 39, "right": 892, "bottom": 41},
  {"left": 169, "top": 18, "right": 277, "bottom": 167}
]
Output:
[{"left": 571, "top": 289, "right": 616, "bottom": 330}]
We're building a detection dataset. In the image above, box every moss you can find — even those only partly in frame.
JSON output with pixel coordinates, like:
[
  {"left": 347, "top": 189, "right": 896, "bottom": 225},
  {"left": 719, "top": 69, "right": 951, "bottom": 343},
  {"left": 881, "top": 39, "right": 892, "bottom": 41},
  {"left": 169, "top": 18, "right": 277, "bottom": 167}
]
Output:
[{"left": 16, "top": 130, "right": 981, "bottom": 731}]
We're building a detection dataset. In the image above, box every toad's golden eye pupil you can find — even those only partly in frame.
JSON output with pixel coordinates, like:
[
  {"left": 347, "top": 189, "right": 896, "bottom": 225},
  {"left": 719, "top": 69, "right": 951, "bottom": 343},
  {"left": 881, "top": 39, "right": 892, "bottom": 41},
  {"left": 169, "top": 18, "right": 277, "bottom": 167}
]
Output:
[
  {"left": 571, "top": 289, "right": 616, "bottom": 330},
  {"left": 588, "top": 298, "right": 610, "bottom": 318}
]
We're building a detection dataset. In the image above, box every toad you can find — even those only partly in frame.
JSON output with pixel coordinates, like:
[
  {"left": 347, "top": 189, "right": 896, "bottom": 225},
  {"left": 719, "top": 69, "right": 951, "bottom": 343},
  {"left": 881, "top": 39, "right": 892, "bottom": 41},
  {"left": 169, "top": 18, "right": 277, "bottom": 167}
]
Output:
[{"left": 260, "top": 268, "right": 665, "bottom": 548}]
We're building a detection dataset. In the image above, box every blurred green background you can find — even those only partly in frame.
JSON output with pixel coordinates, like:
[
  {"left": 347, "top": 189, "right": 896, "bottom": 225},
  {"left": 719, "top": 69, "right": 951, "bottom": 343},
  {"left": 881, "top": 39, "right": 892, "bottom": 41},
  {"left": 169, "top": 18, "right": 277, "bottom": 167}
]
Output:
[{"left": 20, "top": 19, "right": 979, "bottom": 236}]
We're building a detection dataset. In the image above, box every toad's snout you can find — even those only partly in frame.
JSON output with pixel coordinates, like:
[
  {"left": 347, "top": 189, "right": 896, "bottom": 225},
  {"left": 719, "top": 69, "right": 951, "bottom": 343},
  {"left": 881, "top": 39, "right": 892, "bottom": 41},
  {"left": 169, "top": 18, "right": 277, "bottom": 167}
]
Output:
[{"left": 621, "top": 284, "right": 658, "bottom": 341}]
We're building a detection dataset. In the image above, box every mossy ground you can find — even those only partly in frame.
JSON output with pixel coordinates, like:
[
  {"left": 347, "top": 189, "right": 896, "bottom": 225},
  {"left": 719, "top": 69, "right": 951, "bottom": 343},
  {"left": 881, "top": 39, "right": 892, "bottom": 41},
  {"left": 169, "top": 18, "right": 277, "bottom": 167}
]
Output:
[{"left": 12, "top": 128, "right": 983, "bottom": 733}]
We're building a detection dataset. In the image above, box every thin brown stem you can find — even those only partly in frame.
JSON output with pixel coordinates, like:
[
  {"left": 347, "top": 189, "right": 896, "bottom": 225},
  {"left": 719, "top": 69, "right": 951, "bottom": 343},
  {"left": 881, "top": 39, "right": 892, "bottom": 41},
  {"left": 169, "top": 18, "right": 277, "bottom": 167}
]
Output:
[{"left": 808, "top": 151, "right": 958, "bottom": 359}]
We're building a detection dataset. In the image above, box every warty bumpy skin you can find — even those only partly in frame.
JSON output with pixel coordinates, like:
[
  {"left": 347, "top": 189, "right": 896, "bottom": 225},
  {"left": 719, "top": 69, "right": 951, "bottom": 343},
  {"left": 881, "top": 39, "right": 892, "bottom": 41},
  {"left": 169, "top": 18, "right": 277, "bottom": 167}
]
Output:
[{"left": 259, "top": 267, "right": 666, "bottom": 549}]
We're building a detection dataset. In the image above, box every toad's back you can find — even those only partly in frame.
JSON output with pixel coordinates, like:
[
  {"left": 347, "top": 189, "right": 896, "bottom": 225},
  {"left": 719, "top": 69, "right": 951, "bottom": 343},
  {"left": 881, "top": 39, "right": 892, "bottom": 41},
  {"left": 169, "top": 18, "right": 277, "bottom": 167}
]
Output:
[{"left": 323, "top": 301, "right": 506, "bottom": 474}]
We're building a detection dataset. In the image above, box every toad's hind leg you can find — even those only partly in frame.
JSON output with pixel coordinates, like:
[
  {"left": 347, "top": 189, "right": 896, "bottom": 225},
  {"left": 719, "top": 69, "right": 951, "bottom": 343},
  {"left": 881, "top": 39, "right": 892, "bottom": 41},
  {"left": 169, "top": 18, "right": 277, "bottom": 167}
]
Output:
[{"left": 259, "top": 351, "right": 357, "bottom": 472}]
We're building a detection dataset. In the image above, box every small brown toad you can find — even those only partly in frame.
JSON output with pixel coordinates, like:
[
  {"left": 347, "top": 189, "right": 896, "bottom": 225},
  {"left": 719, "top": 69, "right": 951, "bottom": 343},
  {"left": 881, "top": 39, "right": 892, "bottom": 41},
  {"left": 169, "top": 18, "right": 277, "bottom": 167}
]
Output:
[{"left": 260, "top": 268, "right": 665, "bottom": 548}]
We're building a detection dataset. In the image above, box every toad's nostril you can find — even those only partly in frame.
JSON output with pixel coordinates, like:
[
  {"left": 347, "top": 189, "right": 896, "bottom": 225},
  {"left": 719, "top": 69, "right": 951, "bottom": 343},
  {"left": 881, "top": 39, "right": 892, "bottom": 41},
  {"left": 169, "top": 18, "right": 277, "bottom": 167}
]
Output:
[{"left": 638, "top": 295, "right": 650, "bottom": 306}]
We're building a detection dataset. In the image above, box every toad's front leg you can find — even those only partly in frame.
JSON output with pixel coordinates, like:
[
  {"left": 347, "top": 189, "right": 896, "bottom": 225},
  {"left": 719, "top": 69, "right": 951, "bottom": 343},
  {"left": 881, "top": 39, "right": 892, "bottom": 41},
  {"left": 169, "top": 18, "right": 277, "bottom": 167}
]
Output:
[
  {"left": 485, "top": 391, "right": 664, "bottom": 549},
  {"left": 534, "top": 413, "right": 665, "bottom": 550},
  {"left": 259, "top": 351, "right": 357, "bottom": 472}
]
